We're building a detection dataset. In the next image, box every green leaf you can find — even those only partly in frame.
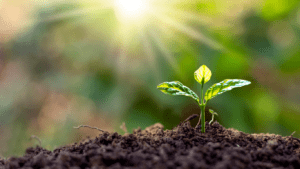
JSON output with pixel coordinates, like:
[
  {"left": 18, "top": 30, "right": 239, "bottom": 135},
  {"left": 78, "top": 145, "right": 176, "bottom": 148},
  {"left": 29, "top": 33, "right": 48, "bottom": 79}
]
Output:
[
  {"left": 194, "top": 65, "right": 212, "bottom": 85},
  {"left": 157, "top": 81, "right": 199, "bottom": 102},
  {"left": 205, "top": 79, "right": 251, "bottom": 101}
]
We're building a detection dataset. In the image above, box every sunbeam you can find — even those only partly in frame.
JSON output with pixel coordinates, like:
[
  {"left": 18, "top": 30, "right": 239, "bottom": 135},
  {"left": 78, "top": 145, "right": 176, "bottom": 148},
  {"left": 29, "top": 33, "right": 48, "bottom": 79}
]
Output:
[
  {"left": 141, "top": 29, "right": 160, "bottom": 83},
  {"left": 150, "top": 11, "right": 223, "bottom": 50},
  {"left": 38, "top": 0, "right": 223, "bottom": 79},
  {"left": 148, "top": 29, "right": 181, "bottom": 77}
]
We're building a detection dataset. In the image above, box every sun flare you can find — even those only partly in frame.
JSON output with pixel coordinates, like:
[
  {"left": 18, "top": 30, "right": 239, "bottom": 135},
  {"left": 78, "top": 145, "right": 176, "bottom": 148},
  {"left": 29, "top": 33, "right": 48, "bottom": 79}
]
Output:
[{"left": 114, "top": 0, "right": 149, "bottom": 22}]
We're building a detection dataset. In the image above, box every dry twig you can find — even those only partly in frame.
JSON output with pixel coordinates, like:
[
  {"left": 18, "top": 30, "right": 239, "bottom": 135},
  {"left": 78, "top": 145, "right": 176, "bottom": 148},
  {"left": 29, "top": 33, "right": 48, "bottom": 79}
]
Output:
[
  {"left": 120, "top": 122, "right": 128, "bottom": 133},
  {"left": 73, "top": 125, "right": 105, "bottom": 132},
  {"left": 184, "top": 114, "right": 199, "bottom": 122},
  {"left": 30, "top": 135, "right": 42, "bottom": 146}
]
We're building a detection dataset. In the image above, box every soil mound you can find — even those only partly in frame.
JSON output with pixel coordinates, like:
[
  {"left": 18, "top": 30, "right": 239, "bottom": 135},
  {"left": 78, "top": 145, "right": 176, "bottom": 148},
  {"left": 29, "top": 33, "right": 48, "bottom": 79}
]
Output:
[{"left": 1, "top": 121, "right": 300, "bottom": 169}]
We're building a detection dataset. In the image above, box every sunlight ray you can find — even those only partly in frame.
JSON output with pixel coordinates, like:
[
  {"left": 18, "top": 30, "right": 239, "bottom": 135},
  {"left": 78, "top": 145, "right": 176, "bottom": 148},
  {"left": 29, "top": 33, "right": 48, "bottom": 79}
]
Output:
[
  {"left": 148, "top": 29, "right": 182, "bottom": 78},
  {"left": 141, "top": 30, "right": 161, "bottom": 83},
  {"left": 150, "top": 12, "right": 223, "bottom": 50},
  {"left": 35, "top": 0, "right": 226, "bottom": 82},
  {"left": 154, "top": 6, "right": 214, "bottom": 26},
  {"left": 39, "top": 4, "right": 113, "bottom": 23},
  {"left": 116, "top": 44, "right": 128, "bottom": 82}
]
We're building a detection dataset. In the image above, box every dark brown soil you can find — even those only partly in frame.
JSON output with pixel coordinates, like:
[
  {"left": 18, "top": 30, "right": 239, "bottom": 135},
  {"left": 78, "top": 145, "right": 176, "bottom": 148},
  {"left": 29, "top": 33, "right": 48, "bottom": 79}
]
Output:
[{"left": 1, "top": 120, "right": 300, "bottom": 169}]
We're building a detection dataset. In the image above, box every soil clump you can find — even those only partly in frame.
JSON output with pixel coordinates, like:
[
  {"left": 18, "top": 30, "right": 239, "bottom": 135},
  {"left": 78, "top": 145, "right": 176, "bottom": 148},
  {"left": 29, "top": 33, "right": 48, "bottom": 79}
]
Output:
[{"left": 1, "top": 121, "right": 300, "bottom": 169}]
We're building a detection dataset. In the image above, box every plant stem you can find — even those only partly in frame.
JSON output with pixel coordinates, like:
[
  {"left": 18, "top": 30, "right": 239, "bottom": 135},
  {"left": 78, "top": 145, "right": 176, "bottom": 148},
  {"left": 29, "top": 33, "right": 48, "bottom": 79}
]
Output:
[
  {"left": 196, "top": 83, "right": 206, "bottom": 133},
  {"left": 196, "top": 103, "right": 201, "bottom": 128},
  {"left": 201, "top": 82, "right": 205, "bottom": 133}
]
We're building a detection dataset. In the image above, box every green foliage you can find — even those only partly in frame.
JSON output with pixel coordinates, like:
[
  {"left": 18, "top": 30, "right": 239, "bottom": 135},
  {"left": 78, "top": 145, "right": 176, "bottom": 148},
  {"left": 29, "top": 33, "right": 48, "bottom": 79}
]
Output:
[
  {"left": 205, "top": 79, "right": 251, "bottom": 101},
  {"left": 194, "top": 65, "right": 211, "bottom": 85},
  {"left": 157, "top": 65, "right": 251, "bottom": 133},
  {"left": 157, "top": 81, "right": 199, "bottom": 102}
]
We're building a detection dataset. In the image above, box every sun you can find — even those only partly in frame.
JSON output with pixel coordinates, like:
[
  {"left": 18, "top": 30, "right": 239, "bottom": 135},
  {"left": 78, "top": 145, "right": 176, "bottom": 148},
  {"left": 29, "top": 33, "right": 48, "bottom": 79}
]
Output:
[{"left": 113, "top": 0, "right": 149, "bottom": 22}]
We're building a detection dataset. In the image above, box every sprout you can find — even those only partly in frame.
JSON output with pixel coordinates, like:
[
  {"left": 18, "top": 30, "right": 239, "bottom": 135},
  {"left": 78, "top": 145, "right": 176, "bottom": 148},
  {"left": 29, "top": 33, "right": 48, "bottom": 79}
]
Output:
[
  {"left": 209, "top": 109, "right": 218, "bottom": 125},
  {"left": 157, "top": 65, "right": 251, "bottom": 133}
]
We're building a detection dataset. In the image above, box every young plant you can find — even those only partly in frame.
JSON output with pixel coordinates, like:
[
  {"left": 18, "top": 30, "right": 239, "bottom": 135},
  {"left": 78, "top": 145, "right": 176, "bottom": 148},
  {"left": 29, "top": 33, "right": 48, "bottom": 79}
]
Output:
[
  {"left": 209, "top": 109, "right": 218, "bottom": 125},
  {"left": 157, "top": 65, "right": 251, "bottom": 133}
]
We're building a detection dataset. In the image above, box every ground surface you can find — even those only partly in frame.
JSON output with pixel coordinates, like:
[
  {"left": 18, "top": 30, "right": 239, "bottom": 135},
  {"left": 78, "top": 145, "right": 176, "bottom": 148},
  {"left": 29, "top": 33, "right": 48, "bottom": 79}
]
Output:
[{"left": 1, "top": 119, "right": 300, "bottom": 169}]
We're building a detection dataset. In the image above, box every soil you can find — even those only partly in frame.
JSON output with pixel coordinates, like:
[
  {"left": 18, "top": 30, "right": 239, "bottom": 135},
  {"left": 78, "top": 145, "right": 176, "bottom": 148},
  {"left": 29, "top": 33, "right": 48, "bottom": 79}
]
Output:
[{"left": 1, "top": 119, "right": 300, "bottom": 169}]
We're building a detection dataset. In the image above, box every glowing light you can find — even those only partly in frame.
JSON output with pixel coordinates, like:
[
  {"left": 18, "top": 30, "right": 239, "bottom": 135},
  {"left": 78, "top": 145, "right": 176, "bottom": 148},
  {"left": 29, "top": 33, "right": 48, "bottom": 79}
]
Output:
[{"left": 114, "top": 0, "right": 149, "bottom": 21}]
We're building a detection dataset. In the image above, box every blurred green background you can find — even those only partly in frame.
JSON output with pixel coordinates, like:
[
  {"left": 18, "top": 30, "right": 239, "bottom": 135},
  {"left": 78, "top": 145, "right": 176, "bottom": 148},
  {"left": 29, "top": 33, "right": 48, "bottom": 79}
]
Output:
[{"left": 1, "top": 0, "right": 300, "bottom": 158}]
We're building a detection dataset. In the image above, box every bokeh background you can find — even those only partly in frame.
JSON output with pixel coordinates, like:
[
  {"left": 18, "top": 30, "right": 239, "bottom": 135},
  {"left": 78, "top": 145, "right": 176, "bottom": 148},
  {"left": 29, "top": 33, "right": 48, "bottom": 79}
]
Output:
[{"left": 1, "top": 0, "right": 300, "bottom": 158}]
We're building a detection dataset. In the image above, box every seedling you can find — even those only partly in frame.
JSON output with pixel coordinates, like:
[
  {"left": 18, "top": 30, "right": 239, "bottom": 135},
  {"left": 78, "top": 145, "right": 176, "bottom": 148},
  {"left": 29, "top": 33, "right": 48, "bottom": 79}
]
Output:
[
  {"left": 209, "top": 109, "right": 218, "bottom": 125},
  {"left": 157, "top": 65, "right": 251, "bottom": 133}
]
